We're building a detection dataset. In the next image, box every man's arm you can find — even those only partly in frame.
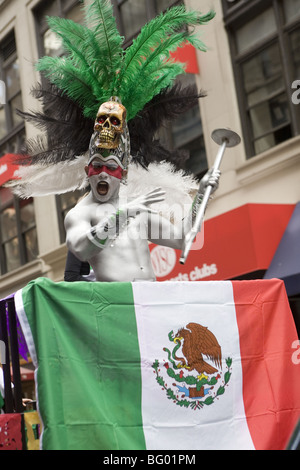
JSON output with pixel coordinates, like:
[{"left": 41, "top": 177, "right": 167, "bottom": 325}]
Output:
[
  {"left": 64, "top": 250, "right": 91, "bottom": 282},
  {"left": 148, "top": 213, "right": 184, "bottom": 250},
  {"left": 65, "top": 188, "right": 166, "bottom": 259},
  {"left": 64, "top": 209, "right": 101, "bottom": 261},
  {"left": 64, "top": 202, "right": 135, "bottom": 259}
]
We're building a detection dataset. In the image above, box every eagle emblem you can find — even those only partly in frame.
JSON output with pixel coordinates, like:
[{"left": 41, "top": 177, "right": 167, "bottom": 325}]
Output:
[{"left": 152, "top": 323, "right": 232, "bottom": 410}]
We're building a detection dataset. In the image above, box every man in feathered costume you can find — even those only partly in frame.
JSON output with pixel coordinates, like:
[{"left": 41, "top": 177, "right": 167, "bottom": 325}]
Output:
[{"left": 8, "top": 0, "right": 219, "bottom": 282}]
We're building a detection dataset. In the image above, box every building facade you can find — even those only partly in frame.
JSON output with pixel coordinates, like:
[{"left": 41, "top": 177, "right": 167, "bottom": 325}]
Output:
[{"left": 0, "top": 0, "right": 299, "bottom": 330}]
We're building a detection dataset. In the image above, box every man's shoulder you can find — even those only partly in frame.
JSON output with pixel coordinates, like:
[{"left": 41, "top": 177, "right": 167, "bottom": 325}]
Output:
[
  {"left": 65, "top": 197, "right": 112, "bottom": 222},
  {"left": 64, "top": 198, "right": 93, "bottom": 224}
]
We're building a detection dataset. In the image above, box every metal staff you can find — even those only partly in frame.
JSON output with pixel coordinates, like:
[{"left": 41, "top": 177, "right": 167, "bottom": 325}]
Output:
[{"left": 179, "top": 128, "right": 241, "bottom": 265}]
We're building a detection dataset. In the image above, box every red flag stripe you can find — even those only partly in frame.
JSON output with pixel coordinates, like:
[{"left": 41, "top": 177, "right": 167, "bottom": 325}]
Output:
[{"left": 232, "top": 279, "right": 300, "bottom": 450}]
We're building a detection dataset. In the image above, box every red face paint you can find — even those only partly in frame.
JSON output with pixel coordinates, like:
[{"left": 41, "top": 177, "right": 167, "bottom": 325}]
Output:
[{"left": 88, "top": 163, "right": 123, "bottom": 180}]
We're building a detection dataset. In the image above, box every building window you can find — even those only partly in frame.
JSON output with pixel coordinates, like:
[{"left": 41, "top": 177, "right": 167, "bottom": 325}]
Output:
[
  {"left": 0, "top": 32, "right": 25, "bottom": 156},
  {"left": 34, "top": 0, "right": 85, "bottom": 243},
  {"left": 0, "top": 32, "right": 38, "bottom": 275},
  {"left": 223, "top": 0, "right": 300, "bottom": 157},
  {"left": 158, "top": 74, "right": 207, "bottom": 178},
  {"left": 112, "top": 0, "right": 183, "bottom": 45},
  {"left": 0, "top": 187, "right": 38, "bottom": 275},
  {"left": 35, "top": 0, "right": 84, "bottom": 59}
]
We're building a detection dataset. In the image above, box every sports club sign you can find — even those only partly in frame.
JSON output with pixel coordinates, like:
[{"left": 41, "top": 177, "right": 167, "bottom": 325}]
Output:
[
  {"left": 149, "top": 203, "right": 295, "bottom": 282},
  {"left": 150, "top": 244, "right": 218, "bottom": 282}
]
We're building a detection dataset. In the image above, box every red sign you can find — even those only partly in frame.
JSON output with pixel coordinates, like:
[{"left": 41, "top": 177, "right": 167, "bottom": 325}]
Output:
[
  {"left": 0, "top": 153, "right": 20, "bottom": 186},
  {"left": 149, "top": 204, "right": 295, "bottom": 281},
  {"left": 170, "top": 42, "right": 199, "bottom": 74}
]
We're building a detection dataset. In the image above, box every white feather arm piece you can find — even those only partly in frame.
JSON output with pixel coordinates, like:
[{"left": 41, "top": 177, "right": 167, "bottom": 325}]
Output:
[
  {"left": 7, "top": 157, "right": 198, "bottom": 223},
  {"left": 122, "top": 161, "right": 198, "bottom": 222},
  {"left": 5, "top": 154, "right": 89, "bottom": 198}
]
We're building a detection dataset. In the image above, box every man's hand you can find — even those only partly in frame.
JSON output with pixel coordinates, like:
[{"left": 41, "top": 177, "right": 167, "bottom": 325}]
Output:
[
  {"left": 124, "top": 187, "right": 166, "bottom": 217},
  {"left": 199, "top": 168, "right": 221, "bottom": 195}
]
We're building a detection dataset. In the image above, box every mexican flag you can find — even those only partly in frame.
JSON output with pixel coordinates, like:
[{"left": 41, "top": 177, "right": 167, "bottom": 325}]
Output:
[{"left": 15, "top": 277, "right": 300, "bottom": 450}]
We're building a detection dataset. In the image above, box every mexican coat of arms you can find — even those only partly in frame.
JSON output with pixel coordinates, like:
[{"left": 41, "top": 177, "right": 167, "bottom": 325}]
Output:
[{"left": 152, "top": 322, "right": 232, "bottom": 410}]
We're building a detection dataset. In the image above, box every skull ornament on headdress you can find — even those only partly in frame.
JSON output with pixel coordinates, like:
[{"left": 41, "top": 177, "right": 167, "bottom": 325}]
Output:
[
  {"left": 89, "top": 97, "right": 131, "bottom": 184},
  {"left": 94, "top": 98, "right": 127, "bottom": 150}
]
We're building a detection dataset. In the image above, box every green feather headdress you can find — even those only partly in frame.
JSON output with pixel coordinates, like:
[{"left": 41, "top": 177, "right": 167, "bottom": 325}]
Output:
[
  {"left": 36, "top": 0, "right": 215, "bottom": 121},
  {"left": 8, "top": 0, "right": 215, "bottom": 197}
]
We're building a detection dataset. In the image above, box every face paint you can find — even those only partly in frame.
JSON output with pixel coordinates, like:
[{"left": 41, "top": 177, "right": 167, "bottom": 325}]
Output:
[
  {"left": 88, "top": 163, "right": 123, "bottom": 180},
  {"left": 87, "top": 158, "right": 122, "bottom": 203}
]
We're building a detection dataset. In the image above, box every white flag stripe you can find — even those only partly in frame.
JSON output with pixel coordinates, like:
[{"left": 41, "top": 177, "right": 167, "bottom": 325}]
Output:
[{"left": 132, "top": 281, "right": 255, "bottom": 450}]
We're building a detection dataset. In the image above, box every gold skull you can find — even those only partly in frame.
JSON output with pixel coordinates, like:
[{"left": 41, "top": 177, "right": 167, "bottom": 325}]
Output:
[{"left": 94, "top": 100, "right": 127, "bottom": 149}]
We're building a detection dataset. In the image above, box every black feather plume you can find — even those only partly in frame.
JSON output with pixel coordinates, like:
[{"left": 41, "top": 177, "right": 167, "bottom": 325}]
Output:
[
  {"left": 15, "top": 82, "right": 94, "bottom": 166},
  {"left": 15, "top": 81, "right": 204, "bottom": 172},
  {"left": 135, "top": 82, "right": 205, "bottom": 132},
  {"left": 129, "top": 82, "right": 206, "bottom": 168}
]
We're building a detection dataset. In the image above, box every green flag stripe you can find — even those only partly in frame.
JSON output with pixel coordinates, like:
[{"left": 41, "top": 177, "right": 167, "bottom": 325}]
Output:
[{"left": 19, "top": 277, "right": 146, "bottom": 450}]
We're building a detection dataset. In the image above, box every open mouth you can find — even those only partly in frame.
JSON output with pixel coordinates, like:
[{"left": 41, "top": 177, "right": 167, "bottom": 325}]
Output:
[{"left": 97, "top": 181, "right": 109, "bottom": 196}]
